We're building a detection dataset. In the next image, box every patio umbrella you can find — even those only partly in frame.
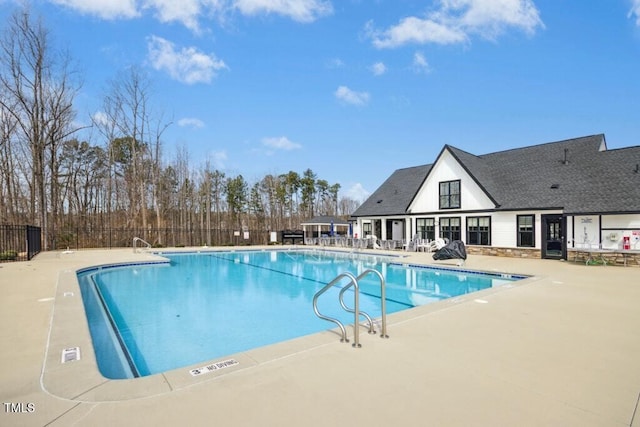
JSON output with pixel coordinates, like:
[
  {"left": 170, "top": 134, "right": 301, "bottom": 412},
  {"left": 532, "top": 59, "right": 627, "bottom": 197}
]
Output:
[
  {"left": 348, "top": 222, "right": 353, "bottom": 237},
  {"left": 329, "top": 220, "right": 334, "bottom": 237}
]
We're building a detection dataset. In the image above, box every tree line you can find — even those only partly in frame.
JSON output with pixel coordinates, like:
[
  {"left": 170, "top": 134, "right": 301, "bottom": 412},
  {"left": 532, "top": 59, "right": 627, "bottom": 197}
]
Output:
[{"left": 0, "top": 7, "right": 360, "bottom": 250}]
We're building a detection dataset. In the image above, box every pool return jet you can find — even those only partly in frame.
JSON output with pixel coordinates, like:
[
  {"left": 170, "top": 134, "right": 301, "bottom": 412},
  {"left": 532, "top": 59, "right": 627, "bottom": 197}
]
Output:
[{"left": 312, "top": 269, "right": 388, "bottom": 348}]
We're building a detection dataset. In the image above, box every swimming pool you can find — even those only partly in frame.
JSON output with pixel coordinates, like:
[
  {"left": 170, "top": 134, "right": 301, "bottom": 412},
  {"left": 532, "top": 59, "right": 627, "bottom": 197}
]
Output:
[{"left": 77, "top": 249, "right": 524, "bottom": 379}]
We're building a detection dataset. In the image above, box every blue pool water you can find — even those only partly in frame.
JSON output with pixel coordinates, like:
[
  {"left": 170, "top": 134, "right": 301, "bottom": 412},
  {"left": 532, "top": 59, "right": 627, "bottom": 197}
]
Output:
[{"left": 77, "top": 250, "right": 523, "bottom": 379}]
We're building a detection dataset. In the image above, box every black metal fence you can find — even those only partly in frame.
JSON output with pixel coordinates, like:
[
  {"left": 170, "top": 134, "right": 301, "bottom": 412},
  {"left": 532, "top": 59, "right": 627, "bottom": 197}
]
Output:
[
  {"left": 0, "top": 225, "right": 42, "bottom": 262},
  {"left": 49, "top": 227, "right": 274, "bottom": 250},
  {"left": 1, "top": 224, "right": 303, "bottom": 261}
]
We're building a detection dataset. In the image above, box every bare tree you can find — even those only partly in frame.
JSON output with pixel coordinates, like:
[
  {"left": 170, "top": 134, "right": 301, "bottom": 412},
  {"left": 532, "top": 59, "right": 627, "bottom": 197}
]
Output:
[
  {"left": 150, "top": 115, "right": 171, "bottom": 244},
  {"left": 337, "top": 196, "right": 360, "bottom": 216},
  {"left": 0, "top": 6, "right": 81, "bottom": 248},
  {"left": 259, "top": 174, "right": 280, "bottom": 231},
  {"left": 226, "top": 174, "right": 248, "bottom": 230},
  {"left": 210, "top": 169, "right": 226, "bottom": 243},
  {"left": 105, "top": 67, "right": 149, "bottom": 228},
  {"left": 95, "top": 67, "right": 170, "bottom": 233},
  {"left": 59, "top": 139, "right": 107, "bottom": 228},
  {"left": 0, "top": 103, "right": 20, "bottom": 223},
  {"left": 173, "top": 144, "right": 192, "bottom": 233},
  {"left": 92, "top": 93, "right": 121, "bottom": 233}
]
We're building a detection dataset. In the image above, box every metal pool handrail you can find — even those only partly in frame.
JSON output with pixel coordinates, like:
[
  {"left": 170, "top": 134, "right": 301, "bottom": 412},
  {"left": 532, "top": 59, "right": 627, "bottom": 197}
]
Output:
[
  {"left": 313, "top": 271, "right": 362, "bottom": 347},
  {"left": 133, "top": 237, "right": 152, "bottom": 253},
  {"left": 338, "top": 283, "right": 375, "bottom": 336},
  {"left": 341, "top": 268, "right": 389, "bottom": 339},
  {"left": 313, "top": 268, "right": 390, "bottom": 348}
]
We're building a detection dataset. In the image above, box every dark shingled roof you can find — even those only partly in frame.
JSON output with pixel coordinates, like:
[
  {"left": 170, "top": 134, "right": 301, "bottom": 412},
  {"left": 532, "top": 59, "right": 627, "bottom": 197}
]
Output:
[
  {"left": 352, "top": 164, "right": 432, "bottom": 216},
  {"left": 353, "top": 134, "right": 640, "bottom": 217}
]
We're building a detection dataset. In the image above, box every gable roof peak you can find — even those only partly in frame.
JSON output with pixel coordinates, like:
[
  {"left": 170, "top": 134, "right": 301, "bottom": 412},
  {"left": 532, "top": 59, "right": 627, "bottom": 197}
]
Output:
[{"left": 445, "top": 144, "right": 481, "bottom": 158}]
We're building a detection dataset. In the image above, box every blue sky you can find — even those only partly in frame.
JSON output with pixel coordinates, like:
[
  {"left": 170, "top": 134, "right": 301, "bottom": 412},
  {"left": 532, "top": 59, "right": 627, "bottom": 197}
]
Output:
[{"left": 3, "top": 0, "right": 640, "bottom": 202}]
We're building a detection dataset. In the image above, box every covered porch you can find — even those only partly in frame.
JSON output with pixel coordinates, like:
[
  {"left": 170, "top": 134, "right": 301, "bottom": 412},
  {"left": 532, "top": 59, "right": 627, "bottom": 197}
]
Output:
[{"left": 300, "top": 216, "right": 351, "bottom": 245}]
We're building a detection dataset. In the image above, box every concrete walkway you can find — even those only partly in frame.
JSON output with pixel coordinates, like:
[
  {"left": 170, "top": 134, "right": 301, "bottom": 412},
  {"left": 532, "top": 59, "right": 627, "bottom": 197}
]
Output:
[{"left": 1, "top": 248, "right": 639, "bottom": 426}]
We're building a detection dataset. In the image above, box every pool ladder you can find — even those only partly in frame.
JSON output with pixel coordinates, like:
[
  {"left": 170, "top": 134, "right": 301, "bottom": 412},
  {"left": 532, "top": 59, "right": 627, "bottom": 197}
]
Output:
[
  {"left": 312, "top": 269, "right": 389, "bottom": 348},
  {"left": 133, "top": 237, "right": 152, "bottom": 253}
]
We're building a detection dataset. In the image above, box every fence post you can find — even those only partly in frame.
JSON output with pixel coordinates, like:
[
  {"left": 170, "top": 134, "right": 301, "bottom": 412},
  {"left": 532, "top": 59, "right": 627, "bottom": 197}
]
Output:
[
  {"left": 25, "top": 226, "right": 29, "bottom": 260},
  {"left": 25, "top": 225, "right": 42, "bottom": 260}
]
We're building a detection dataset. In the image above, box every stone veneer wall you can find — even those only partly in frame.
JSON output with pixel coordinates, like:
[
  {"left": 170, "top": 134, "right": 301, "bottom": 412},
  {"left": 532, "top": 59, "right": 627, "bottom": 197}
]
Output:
[
  {"left": 466, "top": 245, "right": 541, "bottom": 259},
  {"left": 569, "top": 250, "right": 640, "bottom": 267},
  {"left": 465, "top": 245, "right": 640, "bottom": 267}
]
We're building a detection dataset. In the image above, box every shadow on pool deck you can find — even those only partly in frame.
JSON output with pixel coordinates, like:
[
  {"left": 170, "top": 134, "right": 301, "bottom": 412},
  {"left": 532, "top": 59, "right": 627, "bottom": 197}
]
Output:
[{"left": 1, "top": 247, "right": 639, "bottom": 426}]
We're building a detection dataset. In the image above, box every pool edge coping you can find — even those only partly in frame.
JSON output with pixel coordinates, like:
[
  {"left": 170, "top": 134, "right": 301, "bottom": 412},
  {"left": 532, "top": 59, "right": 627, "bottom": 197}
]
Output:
[{"left": 41, "top": 247, "right": 537, "bottom": 403}]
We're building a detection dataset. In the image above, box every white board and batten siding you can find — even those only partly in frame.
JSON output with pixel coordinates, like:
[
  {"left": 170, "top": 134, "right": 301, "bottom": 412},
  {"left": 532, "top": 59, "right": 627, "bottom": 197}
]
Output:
[
  {"left": 408, "top": 150, "right": 555, "bottom": 250},
  {"left": 409, "top": 149, "right": 494, "bottom": 213}
]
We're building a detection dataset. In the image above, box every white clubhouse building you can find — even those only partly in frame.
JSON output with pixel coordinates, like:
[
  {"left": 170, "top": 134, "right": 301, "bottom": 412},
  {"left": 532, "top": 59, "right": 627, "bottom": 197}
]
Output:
[{"left": 351, "top": 134, "right": 640, "bottom": 261}]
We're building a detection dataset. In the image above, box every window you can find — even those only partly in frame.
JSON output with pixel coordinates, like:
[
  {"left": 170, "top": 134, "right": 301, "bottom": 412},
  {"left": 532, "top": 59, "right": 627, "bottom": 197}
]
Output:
[
  {"left": 417, "top": 218, "right": 435, "bottom": 241},
  {"left": 362, "top": 222, "right": 372, "bottom": 237},
  {"left": 439, "top": 217, "right": 461, "bottom": 242},
  {"left": 467, "top": 216, "right": 491, "bottom": 245},
  {"left": 517, "top": 215, "right": 535, "bottom": 247},
  {"left": 439, "top": 180, "right": 461, "bottom": 209}
]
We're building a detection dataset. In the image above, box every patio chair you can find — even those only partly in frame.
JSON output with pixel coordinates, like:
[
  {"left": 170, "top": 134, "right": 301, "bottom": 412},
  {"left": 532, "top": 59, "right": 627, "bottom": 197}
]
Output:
[
  {"left": 404, "top": 234, "right": 420, "bottom": 251},
  {"left": 416, "top": 239, "right": 431, "bottom": 252},
  {"left": 429, "top": 238, "right": 446, "bottom": 252}
]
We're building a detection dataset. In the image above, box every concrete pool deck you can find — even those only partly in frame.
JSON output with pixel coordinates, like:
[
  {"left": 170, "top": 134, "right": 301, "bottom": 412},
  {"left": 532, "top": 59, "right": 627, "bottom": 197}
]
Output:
[{"left": 1, "top": 247, "right": 639, "bottom": 426}]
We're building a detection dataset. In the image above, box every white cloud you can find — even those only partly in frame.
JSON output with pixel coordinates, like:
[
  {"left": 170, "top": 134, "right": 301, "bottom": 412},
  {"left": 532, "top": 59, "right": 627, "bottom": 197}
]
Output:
[
  {"left": 334, "top": 86, "right": 370, "bottom": 106},
  {"left": 49, "top": 0, "right": 330, "bottom": 31},
  {"left": 412, "top": 51, "right": 431, "bottom": 73},
  {"left": 91, "top": 111, "right": 110, "bottom": 127},
  {"left": 371, "top": 62, "right": 387, "bottom": 76},
  {"left": 144, "top": 0, "right": 211, "bottom": 32},
  {"left": 209, "top": 150, "right": 228, "bottom": 169},
  {"left": 367, "top": 16, "right": 467, "bottom": 48},
  {"left": 345, "top": 183, "right": 370, "bottom": 202},
  {"left": 326, "top": 58, "right": 345, "bottom": 69},
  {"left": 453, "top": 0, "right": 544, "bottom": 37},
  {"left": 630, "top": 0, "right": 640, "bottom": 26},
  {"left": 50, "top": 0, "right": 139, "bottom": 19},
  {"left": 368, "top": 0, "right": 544, "bottom": 48},
  {"left": 147, "top": 36, "right": 228, "bottom": 84},
  {"left": 233, "top": 0, "right": 333, "bottom": 22},
  {"left": 262, "top": 136, "right": 302, "bottom": 151},
  {"left": 178, "top": 117, "right": 205, "bottom": 128}
]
